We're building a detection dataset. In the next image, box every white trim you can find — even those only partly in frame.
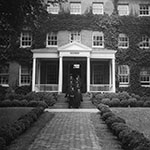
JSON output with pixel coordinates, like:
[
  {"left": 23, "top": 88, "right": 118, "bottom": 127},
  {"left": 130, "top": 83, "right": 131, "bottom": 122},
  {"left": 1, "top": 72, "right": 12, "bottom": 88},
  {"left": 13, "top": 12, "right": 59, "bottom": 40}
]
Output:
[
  {"left": 70, "top": 2, "right": 81, "bottom": 15},
  {"left": 46, "top": 32, "right": 58, "bottom": 47},
  {"left": 118, "top": 33, "right": 129, "bottom": 49},
  {"left": 20, "top": 32, "right": 32, "bottom": 48},
  {"left": 92, "top": 2, "right": 104, "bottom": 15},
  {"left": 92, "top": 31, "right": 104, "bottom": 48},
  {"left": 118, "top": 4, "right": 129, "bottom": 16}
]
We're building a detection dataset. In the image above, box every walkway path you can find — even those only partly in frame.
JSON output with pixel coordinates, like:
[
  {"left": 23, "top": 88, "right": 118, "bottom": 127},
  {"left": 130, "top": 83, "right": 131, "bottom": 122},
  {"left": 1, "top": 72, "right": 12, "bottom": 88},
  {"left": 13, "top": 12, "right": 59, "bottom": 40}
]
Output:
[{"left": 28, "top": 109, "right": 123, "bottom": 150}]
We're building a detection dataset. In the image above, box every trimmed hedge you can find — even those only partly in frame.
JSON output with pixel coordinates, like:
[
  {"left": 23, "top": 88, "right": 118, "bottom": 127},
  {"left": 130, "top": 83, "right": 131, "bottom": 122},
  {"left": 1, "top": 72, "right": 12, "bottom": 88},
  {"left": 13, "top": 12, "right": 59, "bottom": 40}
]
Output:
[
  {"left": 0, "top": 107, "right": 44, "bottom": 147},
  {"left": 98, "top": 103, "right": 150, "bottom": 150}
]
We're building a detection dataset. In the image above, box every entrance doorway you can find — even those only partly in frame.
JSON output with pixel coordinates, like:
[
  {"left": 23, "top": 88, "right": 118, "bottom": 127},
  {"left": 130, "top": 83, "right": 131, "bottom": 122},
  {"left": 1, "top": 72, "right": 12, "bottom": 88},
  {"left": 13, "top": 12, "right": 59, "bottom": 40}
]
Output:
[{"left": 63, "top": 57, "right": 87, "bottom": 93}]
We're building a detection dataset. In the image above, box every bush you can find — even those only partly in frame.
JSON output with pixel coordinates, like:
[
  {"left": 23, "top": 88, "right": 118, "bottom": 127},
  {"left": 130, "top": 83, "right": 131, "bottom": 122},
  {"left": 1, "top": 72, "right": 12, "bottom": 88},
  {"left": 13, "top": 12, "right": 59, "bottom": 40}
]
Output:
[
  {"left": 143, "top": 101, "right": 150, "bottom": 107},
  {"left": 136, "top": 101, "right": 144, "bottom": 107},
  {"left": 15, "top": 86, "right": 31, "bottom": 95},
  {"left": 12, "top": 100, "right": 21, "bottom": 107},
  {"left": 120, "top": 99, "right": 130, "bottom": 107},
  {"left": 0, "top": 100, "right": 12, "bottom": 107},
  {"left": 101, "top": 98, "right": 111, "bottom": 106},
  {"left": 27, "top": 100, "right": 39, "bottom": 107},
  {"left": 37, "top": 101, "right": 48, "bottom": 108},
  {"left": 0, "top": 86, "right": 7, "bottom": 101},
  {"left": 118, "top": 91, "right": 130, "bottom": 101},
  {"left": 20, "top": 99, "right": 28, "bottom": 107},
  {"left": 110, "top": 98, "right": 120, "bottom": 107},
  {"left": 101, "top": 112, "right": 115, "bottom": 121},
  {"left": 0, "top": 137, "right": 6, "bottom": 150},
  {"left": 5, "top": 93, "right": 25, "bottom": 101},
  {"left": 128, "top": 98, "right": 137, "bottom": 107},
  {"left": 97, "top": 103, "right": 111, "bottom": 115}
]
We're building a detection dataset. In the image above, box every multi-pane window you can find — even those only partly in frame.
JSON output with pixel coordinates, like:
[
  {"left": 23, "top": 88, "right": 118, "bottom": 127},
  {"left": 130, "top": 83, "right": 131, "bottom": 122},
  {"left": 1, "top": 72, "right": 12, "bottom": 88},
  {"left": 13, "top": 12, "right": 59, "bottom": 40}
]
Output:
[
  {"left": 20, "top": 65, "right": 31, "bottom": 86},
  {"left": 140, "top": 67, "right": 150, "bottom": 86},
  {"left": 118, "top": 4, "right": 129, "bottom": 16},
  {"left": 118, "top": 33, "right": 129, "bottom": 49},
  {"left": 20, "top": 32, "right": 32, "bottom": 48},
  {"left": 139, "top": 35, "right": 150, "bottom": 49},
  {"left": 139, "top": 5, "right": 150, "bottom": 16},
  {"left": 92, "top": 32, "right": 104, "bottom": 48},
  {"left": 0, "top": 65, "right": 9, "bottom": 86},
  {"left": 47, "top": 2, "right": 59, "bottom": 14},
  {"left": 70, "top": 31, "right": 81, "bottom": 43},
  {"left": 92, "top": 3, "right": 104, "bottom": 15},
  {"left": 46, "top": 32, "right": 57, "bottom": 47},
  {"left": 70, "top": 2, "right": 81, "bottom": 14},
  {"left": 118, "top": 65, "right": 129, "bottom": 86}
]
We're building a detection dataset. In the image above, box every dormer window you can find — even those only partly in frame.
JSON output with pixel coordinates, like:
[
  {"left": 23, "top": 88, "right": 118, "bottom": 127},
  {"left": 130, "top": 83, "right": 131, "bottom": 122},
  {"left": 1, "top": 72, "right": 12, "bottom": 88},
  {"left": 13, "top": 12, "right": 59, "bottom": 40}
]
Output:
[
  {"left": 118, "top": 4, "right": 129, "bottom": 16},
  {"left": 20, "top": 32, "right": 32, "bottom": 48},
  {"left": 92, "top": 2, "right": 103, "bottom": 15},
  {"left": 70, "top": 31, "right": 81, "bottom": 43},
  {"left": 47, "top": 1, "right": 59, "bottom": 14},
  {"left": 70, "top": 2, "right": 81, "bottom": 15},
  {"left": 139, "top": 4, "right": 150, "bottom": 16}
]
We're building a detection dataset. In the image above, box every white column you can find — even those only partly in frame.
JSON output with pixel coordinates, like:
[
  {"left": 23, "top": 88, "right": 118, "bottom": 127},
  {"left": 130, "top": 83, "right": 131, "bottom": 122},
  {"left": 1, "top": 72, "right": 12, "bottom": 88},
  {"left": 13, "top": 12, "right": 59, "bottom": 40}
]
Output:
[
  {"left": 32, "top": 57, "right": 36, "bottom": 92},
  {"left": 112, "top": 58, "right": 116, "bottom": 92},
  {"left": 58, "top": 56, "right": 63, "bottom": 93},
  {"left": 109, "top": 60, "right": 112, "bottom": 89},
  {"left": 87, "top": 57, "right": 90, "bottom": 92}
]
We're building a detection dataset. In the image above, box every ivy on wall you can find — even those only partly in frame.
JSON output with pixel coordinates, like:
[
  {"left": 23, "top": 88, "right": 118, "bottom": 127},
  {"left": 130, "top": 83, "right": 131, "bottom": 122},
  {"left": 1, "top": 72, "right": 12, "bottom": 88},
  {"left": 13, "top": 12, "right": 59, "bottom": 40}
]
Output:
[{"left": 1, "top": 12, "right": 150, "bottom": 95}]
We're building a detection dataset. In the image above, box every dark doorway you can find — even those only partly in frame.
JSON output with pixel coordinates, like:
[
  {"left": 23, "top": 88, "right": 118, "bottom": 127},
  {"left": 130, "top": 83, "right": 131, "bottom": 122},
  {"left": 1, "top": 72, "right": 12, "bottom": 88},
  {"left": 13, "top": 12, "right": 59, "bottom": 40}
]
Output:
[{"left": 63, "top": 57, "right": 87, "bottom": 93}]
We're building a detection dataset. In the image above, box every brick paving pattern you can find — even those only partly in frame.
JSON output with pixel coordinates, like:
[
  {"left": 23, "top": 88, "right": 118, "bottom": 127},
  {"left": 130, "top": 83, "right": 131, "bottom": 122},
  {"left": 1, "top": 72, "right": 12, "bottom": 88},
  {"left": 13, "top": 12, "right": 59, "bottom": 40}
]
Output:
[{"left": 28, "top": 112, "right": 102, "bottom": 150}]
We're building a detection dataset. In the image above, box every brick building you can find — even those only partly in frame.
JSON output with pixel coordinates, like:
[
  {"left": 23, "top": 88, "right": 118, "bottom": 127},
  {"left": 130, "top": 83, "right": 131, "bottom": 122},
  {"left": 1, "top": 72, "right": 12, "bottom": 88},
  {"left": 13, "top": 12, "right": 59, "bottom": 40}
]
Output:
[{"left": 1, "top": 0, "right": 150, "bottom": 94}]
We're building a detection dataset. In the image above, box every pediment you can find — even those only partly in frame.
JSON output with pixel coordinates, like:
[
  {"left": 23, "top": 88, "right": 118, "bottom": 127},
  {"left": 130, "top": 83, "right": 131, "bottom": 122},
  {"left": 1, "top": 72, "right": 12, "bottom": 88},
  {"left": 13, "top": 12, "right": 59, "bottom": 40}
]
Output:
[{"left": 58, "top": 41, "right": 92, "bottom": 52}]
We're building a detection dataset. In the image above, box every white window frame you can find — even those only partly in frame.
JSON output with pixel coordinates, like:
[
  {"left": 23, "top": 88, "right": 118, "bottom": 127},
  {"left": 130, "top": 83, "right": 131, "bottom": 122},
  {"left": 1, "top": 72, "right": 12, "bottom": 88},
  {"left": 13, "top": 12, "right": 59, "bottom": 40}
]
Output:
[
  {"left": 118, "top": 65, "right": 129, "bottom": 87},
  {"left": 47, "top": 2, "right": 59, "bottom": 14},
  {"left": 19, "top": 65, "right": 31, "bottom": 86},
  {"left": 70, "top": 2, "right": 81, "bottom": 15},
  {"left": 70, "top": 31, "right": 81, "bottom": 43},
  {"left": 118, "top": 33, "right": 129, "bottom": 49},
  {"left": 118, "top": 4, "right": 129, "bottom": 16},
  {"left": 140, "top": 67, "right": 150, "bottom": 87},
  {"left": 139, "top": 4, "right": 150, "bottom": 16},
  {"left": 92, "top": 2, "right": 104, "bottom": 15},
  {"left": 0, "top": 64, "right": 9, "bottom": 87},
  {"left": 20, "top": 32, "right": 32, "bottom": 48},
  {"left": 139, "top": 35, "right": 150, "bottom": 49},
  {"left": 92, "top": 31, "right": 104, "bottom": 48},
  {"left": 46, "top": 32, "right": 58, "bottom": 47}
]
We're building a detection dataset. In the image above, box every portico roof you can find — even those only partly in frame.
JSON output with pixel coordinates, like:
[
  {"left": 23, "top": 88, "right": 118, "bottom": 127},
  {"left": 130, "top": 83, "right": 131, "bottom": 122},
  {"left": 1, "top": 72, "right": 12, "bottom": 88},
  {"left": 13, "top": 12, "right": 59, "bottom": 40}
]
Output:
[{"left": 58, "top": 41, "right": 92, "bottom": 52}]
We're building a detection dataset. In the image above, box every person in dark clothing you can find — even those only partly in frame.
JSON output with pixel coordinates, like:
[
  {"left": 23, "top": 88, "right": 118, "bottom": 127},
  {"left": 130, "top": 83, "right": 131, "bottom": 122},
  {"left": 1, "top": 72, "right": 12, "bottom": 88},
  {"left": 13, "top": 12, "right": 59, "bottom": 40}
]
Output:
[
  {"left": 74, "top": 88, "right": 83, "bottom": 108},
  {"left": 68, "top": 86, "right": 75, "bottom": 108}
]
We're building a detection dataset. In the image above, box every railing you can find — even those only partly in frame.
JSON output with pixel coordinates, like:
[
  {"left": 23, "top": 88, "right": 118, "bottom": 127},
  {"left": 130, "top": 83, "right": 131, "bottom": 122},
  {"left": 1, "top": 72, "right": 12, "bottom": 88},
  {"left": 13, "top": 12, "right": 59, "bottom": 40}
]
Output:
[
  {"left": 35, "top": 84, "right": 58, "bottom": 92},
  {"left": 90, "top": 84, "right": 112, "bottom": 92}
]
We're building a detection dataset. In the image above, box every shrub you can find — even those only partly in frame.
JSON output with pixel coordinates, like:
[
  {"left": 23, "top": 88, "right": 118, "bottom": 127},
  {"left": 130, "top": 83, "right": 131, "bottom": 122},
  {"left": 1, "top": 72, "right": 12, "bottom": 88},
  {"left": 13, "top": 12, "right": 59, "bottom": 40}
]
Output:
[
  {"left": 140, "top": 96, "right": 150, "bottom": 102},
  {"left": 97, "top": 104, "right": 111, "bottom": 115},
  {"left": 110, "top": 98, "right": 120, "bottom": 107},
  {"left": 20, "top": 99, "right": 28, "bottom": 107},
  {"left": 0, "top": 100, "right": 12, "bottom": 107},
  {"left": 0, "top": 86, "right": 7, "bottom": 101},
  {"left": 105, "top": 116, "right": 126, "bottom": 128},
  {"left": 131, "top": 93, "right": 140, "bottom": 101},
  {"left": 95, "top": 93, "right": 104, "bottom": 100},
  {"left": 0, "top": 137, "right": 6, "bottom": 150},
  {"left": 15, "top": 86, "right": 31, "bottom": 95},
  {"left": 101, "top": 112, "right": 115, "bottom": 121},
  {"left": 118, "top": 91, "right": 130, "bottom": 101},
  {"left": 128, "top": 98, "right": 137, "bottom": 107},
  {"left": 37, "top": 101, "right": 48, "bottom": 108},
  {"left": 5, "top": 92, "right": 25, "bottom": 101},
  {"left": 120, "top": 99, "right": 130, "bottom": 107},
  {"left": 136, "top": 101, "right": 144, "bottom": 107},
  {"left": 143, "top": 101, "right": 150, "bottom": 107},
  {"left": 27, "top": 100, "right": 39, "bottom": 107},
  {"left": 101, "top": 98, "right": 111, "bottom": 106},
  {"left": 12, "top": 100, "right": 21, "bottom": 107}
]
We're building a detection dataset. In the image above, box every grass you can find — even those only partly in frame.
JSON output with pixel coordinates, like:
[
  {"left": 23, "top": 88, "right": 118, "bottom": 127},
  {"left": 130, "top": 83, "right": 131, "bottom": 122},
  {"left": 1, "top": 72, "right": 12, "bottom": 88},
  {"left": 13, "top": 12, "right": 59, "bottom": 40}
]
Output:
[
  {"left": 111, "top": 108, "right": 150, "bottom": 140},
  {"left": 7, "top": 111, "right": 55, "bottom": 150},
  {"left": 0, "top": 107, "right": 33, "bottom": 127}
]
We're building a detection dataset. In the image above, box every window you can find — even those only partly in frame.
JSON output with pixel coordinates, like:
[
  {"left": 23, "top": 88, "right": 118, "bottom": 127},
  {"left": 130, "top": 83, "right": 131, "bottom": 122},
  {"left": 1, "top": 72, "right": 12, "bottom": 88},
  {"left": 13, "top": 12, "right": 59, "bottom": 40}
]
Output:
[
  {"left": 70, "top": 31, "right": 81, "bottom": 43},
  {"left": 92, "top": 32, "right": 104, "bottom": 48},
  {"left": 118, "top": 33, "right": 129, "bottom": 49},
  {"left": 118, "top": 65, "right": 129, "bottom": 86},
  {"left": 47, "top": 2, "right": 59, "bottom": 14},
  {"left": 0, "top": 65, "right": 9, "bottom": 86},
  {"left": 139, "top": 4, "right": 150, "bottom": 16},
  {"left": 139, "top": 35, "right": 150, "bottom": 49},
  {"left": 118, "top": 4, "right": 129, "bottom": 16},
  {"left": 140, "top": 67, "right": 150, "bottom": 87},
  {"left": 46, "top": 32, "right": 57, "bottom": 47},
  {"left": 20, "top": 65, "right": 31, "bottom": 86},
  {"left": 70, "top": 2, "right": 81, "bottom": 14},
  {"left": 20, "top": 32, "right": 32, "bottom": 48},
  {"left": 92, "top": 3, "right": 103, "bottom": 15}
]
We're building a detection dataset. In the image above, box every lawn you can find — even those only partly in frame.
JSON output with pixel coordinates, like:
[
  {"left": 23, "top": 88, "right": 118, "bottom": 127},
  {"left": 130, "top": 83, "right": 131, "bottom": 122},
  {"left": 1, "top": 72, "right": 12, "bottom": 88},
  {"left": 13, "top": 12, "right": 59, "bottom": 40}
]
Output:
[
  {"left": 0, "top": 107, "right": 33, "bottom": 127},
  {"left": 111, "top": 108, "right": 150, "bottom": 140}
]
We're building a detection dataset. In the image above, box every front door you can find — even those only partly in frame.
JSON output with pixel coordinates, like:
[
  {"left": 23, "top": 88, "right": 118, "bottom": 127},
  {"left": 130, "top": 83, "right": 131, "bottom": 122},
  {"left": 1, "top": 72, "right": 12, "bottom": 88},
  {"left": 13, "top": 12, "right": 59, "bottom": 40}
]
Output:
[{"left": 63, "top": 57, "right": 87, "bottom": 93}]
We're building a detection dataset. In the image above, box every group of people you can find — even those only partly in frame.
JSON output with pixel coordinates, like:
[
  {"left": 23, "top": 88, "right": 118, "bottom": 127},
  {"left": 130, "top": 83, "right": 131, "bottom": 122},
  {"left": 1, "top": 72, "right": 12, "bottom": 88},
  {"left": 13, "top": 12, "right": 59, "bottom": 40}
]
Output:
[{"left": 65, "top": 74, "right": 83, "bottom": 108}]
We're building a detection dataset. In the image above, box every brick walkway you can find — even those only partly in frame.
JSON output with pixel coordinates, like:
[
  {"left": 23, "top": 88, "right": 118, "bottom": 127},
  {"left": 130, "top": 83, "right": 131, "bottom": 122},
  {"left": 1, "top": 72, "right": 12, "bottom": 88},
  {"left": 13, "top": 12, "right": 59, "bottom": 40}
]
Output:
[{"left": 28, "top": 109, "right": 102, "bottom": 150}]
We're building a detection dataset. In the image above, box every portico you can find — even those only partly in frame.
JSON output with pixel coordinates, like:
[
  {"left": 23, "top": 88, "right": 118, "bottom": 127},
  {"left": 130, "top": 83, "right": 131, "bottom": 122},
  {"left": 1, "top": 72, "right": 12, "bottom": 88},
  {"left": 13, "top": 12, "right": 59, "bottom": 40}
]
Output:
[{"left": 32, "top": 42, "right": 116, "bottom": 93}]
